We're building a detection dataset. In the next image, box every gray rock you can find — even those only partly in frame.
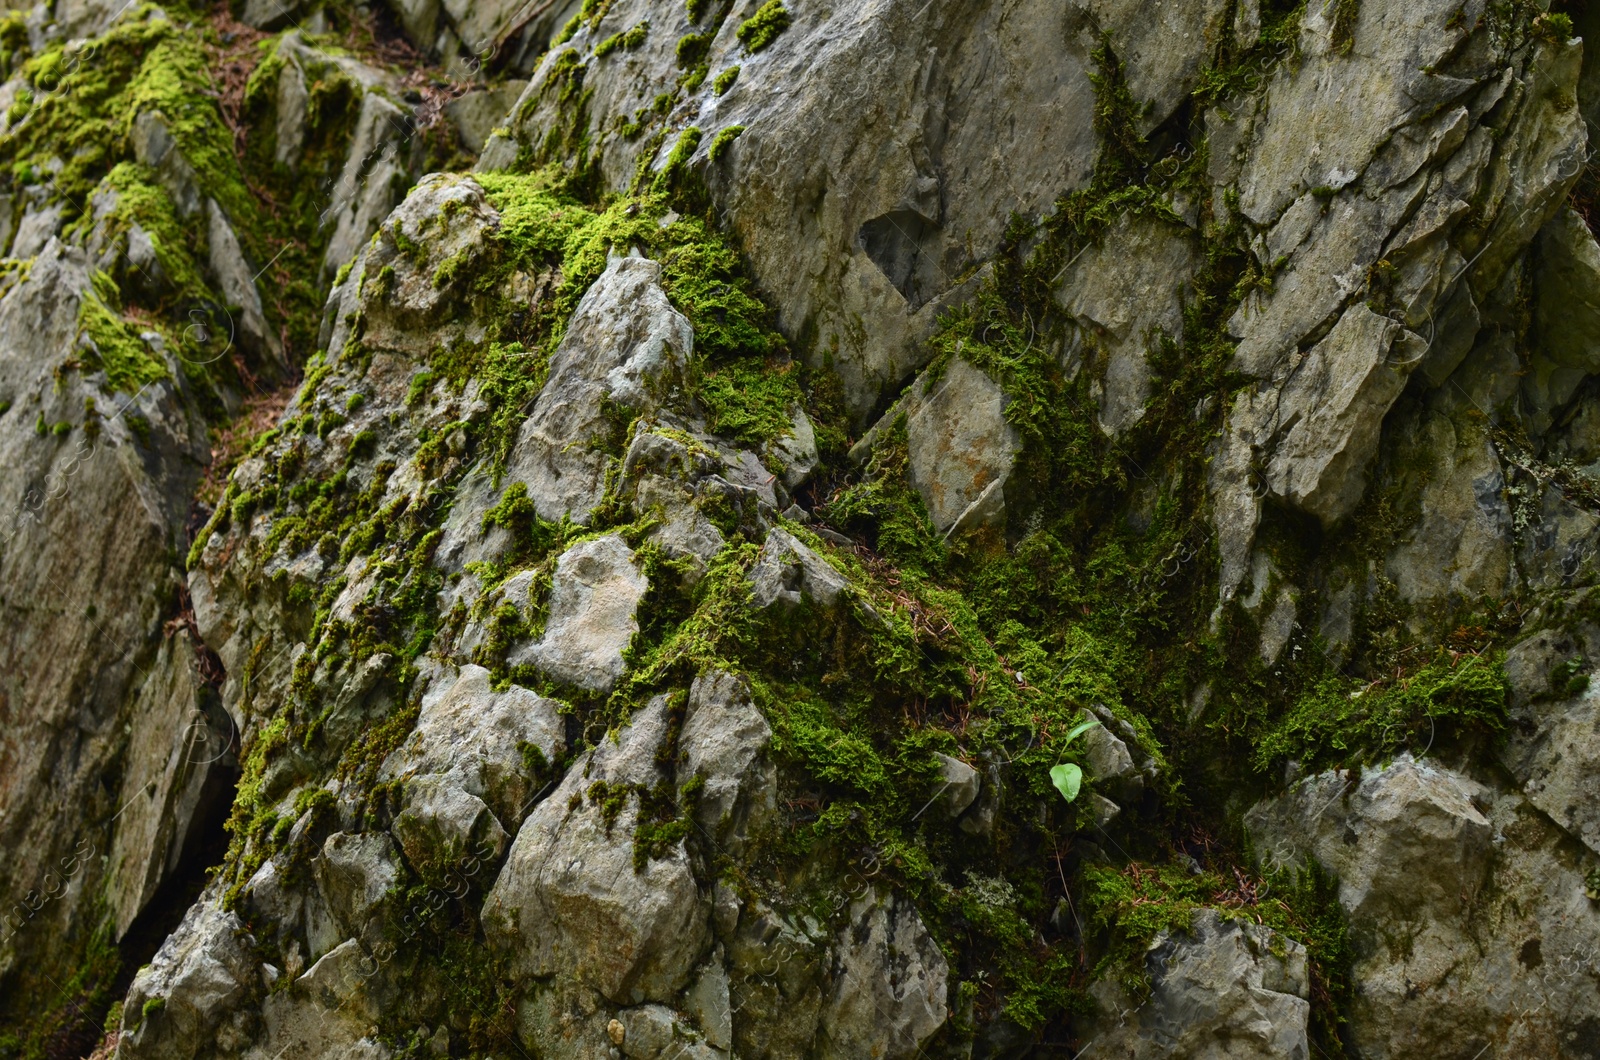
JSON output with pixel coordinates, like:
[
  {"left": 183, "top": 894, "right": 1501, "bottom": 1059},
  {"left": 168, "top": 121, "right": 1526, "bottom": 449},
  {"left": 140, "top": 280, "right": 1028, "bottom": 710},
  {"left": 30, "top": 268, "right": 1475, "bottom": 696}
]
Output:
[
  {"left": 1247, "top": 754, "right": 1492, "bottom": 923},
  {"left": 766, "top": 404, "right": 818, "bottom": 489},
  {"left": 1082, "top": 909, "right": 1310, "bottom": 1060},
  {"left": 1081, "top": 723, "right": 1134, "bottom": 786},
  {"left": 131, "top": 109, "right": 203, "bottom": 220},
  {"left": 615, "top": 1003, "right": 675, "bottom": 1058},
  {"left": 1502, "top": 631, "right": 1600, "bottom": 858},
  {"left": 818, "top": 888, "right": 949, "bottom": 1060},
  {"left": 1086, "top": 0, "right": 1231, "bottom": 134},
  {"left": 496, "top": 0, "right": 1102, "bottom": 422},
  {"left": 683, "top": 950, "right": 732, "bottom": 1050},
  {"left": 1248, "top": 754, "right": 1600, "bottom": 1058},
  {"left": 1528, "top": 208, "right": 1600, "bottom": 435},
  {"left": 680, "top": 669, "right": 774, "bottom": 850},
  {"left": 503, "top": 253, "right": 693, "bottom": 524},
  {"left": 1258, "top": 304, "right": 1425, "bottom": 527},
  {"left": 119, "top": 898, "right": 261, "bottom": 1060},
  {"left": 293, "top": 937, "right": 383, "bottom": 1025},
  {"left": 392, "top": 772, "right": 509, "bottom": 873},
  {"left": 1086, "top": 792, "right": 1122, "bottom": 827},
  {"left": 617, "top": 423, "right": 731, "bottom": 582},
  {"left": 747, "top": 526, "right": 850, "bottom": 612},
  {"left": 446, "top": 81, "right": 529, "bottom": 153},
  {"left": 321, "top": 91, "right": 414, "bottom": 280},
  {"left": 510, "top": 534, "right": 648, "bottom": 693},
  {"left": 1056, "top": 215, "right": 1199, "bottom": 433},
  {"left": 1381, "top": 410, "right": 1514, "bottom": 609},
  {"left": 206, "top": 198, "right": 284, "bottom": 367},
  {"left": 380, "top": 662, "right": 567, "bottom": 831},
  {"left": 933, "top": 752, "right": 980, "bottom": 818},
  {"left": 1235, "top": 0, "right": 1486, "bottom": 226},
  {"left": 483, "top": 696, "right": 712, "bottom": 1004},
  {"left": 106, "top": 633, "right": 236, "bottom": 941},
  {"left": 723, "top": 898, "right": 827, "bottom": 1057},
  {"left": 10, "top": 203, "right": 61, "bottom": 259},
  {"left": 854, "top": 358, "right": 1019, "bottom": 536},
  {"left": 328, "top": 174, "right": 503, "bottom": 362},
  {"left": 314, "top": 831, "right": 400, "bottom": 939}
]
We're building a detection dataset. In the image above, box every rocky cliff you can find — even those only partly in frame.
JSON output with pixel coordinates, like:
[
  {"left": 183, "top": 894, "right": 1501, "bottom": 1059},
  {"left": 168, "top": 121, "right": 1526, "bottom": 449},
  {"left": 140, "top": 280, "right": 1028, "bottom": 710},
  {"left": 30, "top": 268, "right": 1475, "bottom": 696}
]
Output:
[{"left": 2, "top": 0, "right": 1600, "bottom": 1057}]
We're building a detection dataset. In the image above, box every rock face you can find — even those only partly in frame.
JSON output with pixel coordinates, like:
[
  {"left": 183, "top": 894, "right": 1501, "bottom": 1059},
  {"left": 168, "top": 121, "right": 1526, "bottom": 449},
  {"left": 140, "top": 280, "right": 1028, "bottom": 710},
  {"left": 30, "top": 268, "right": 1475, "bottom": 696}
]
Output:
[
  {"left": 819, "top": 889, "right": 950, "bottom": 1060},
  {"left": 488, "top": 0, "right": 1121, "bottom": 420},
  {"left": 1084, "top": 910, "right": 1311, "bottom": 1060},
  {"left": 484, "top": 696, "right": 713, "bottom": 1005},
  {"left": 11, "top": 1, "right": 1600, "bottom": 1058},
  {"left": 1247, "top": 755, "right": 1600, "bottom": 1058},
  {"left": 503, "top": 253, "right": 694, "bottom": 525},
  {"left": 510, "top": 534, "right": 649, "bottom": 692}
]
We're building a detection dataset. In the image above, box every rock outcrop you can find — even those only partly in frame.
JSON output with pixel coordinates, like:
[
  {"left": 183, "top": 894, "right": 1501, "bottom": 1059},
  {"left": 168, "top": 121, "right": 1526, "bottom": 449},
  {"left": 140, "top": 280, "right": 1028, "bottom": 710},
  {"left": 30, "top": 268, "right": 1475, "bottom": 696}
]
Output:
[{"left": 7, "top": 1, "right": 1600, "bottom": 1058}]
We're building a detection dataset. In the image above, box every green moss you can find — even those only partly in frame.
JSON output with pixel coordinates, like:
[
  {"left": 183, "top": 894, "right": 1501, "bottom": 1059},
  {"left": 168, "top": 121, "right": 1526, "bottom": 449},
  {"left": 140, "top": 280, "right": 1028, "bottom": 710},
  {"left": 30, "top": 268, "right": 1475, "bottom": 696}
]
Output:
[
  {"left": 686, "top": 0, "right": 713, "bottom": 21},
  {"left": 77, "top": 272, "right": 167, "bottom": 394},
  {"left": 676, "top": 31, "right": 713, "bottom": 67},
  {"left": 707, "top": 124, "right": 744, "bottom": 163},
  {"left": 1254, "top": 651, "right": 1508, "bottom": 772},
  {"left": 554, "top": 12, "right": 583, "bottom": 44},
  {"left": 736, "top": 0, "right": 791, "bottom": 52},
  {"left": 480, "top": 482, "right": 564, "bottom": 564},
  {"left": 712, "top": 66, "right": 740, "bottom": 94},
  {"left": 594, "top": 21, "right": 649, "bottom": 57}
]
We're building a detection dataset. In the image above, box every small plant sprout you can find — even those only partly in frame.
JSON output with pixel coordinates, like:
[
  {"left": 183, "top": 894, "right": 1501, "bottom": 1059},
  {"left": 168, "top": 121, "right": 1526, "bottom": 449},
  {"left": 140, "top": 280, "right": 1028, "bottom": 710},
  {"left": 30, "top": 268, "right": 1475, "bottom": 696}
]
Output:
[{"left": 1048, "top": 717, "right": 1101, "bottom": 803}]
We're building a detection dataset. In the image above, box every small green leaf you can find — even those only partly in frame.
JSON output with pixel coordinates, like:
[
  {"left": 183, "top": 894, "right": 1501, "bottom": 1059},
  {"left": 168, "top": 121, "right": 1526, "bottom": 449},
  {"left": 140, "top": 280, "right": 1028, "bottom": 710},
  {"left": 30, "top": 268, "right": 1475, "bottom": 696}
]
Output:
[
  {"left": 1063, "top": 719, "right": 1101, "bottom": 745},
  {"left": 1050, "top": 762, "right": 1083, "bottom": 803}
]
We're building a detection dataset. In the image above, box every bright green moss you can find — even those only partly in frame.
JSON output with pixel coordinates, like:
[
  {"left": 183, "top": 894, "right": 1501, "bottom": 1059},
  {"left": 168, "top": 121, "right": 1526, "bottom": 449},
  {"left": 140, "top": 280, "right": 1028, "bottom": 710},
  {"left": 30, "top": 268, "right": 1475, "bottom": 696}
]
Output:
[
  {"left": 736, "top": 0, "right": 791, "bottom": 52},
  {"left": 594, "top": 21, "right": 649, "bottom": 57},
  {"left": 676, "top": 30, "right": 713, "bottom": 67},
  {"left": 707, "top": 124, "right": 743, "bottom": 162},
  {"left": 78, "top": 272, "right": 167, "bottom": 394},
  {"left": 712, "top": 66, "right": 740, "bottom": 94}
]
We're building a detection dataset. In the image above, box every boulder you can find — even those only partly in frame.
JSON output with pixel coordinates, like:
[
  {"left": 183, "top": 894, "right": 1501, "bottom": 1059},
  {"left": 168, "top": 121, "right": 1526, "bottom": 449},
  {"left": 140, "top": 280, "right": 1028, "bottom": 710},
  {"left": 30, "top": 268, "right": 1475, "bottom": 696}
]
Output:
[
  {"left": 933, "top": 753, "right": 980, "bottom": 818},
  {"left": 314, "top": 831, "right": 400, "bottom": 939},
  {"left": 118, "top": 898, "right": 261, "bottom": 1060},
  {"left": 1257, "top": 305, "right": 1427, "bottom": 527},
  {"left": 1246, "top": 754, "right": 1493, "bottom": 923},
  {"left": 1056, "top": 215, "right": 1199, "bottom": 433},
  {"left": 1502, "top": 629, "right": 1600, "bottom": 858},
  {"left": 767, "top": 405, "right": 820, "bottom": 489},
  {"left": 679, "top": 669, "right": 775, "bottom": 849},
  {"left": 1240, "top": 756, "right": 1600, "bottom": 1058},
  {"left": 380, "top": 662, "right": 567, "bottom": 831},
  {"left": 854, "top": 358, "right": 1019, "bottom": 536}
]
